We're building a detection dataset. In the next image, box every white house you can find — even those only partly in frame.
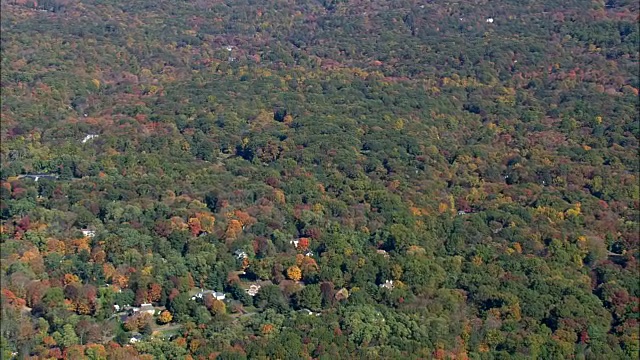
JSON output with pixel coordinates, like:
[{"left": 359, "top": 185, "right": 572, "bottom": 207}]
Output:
[
  {"left": 304, "top": 251, "right": 314, "bottom": 257},
  {"left": 246, "top": 284, "right": 261, "bottom": 297},
  {"left": 234, "top": 249, "right": 248, "bottom": 259},
  {"left": 192, "top": 290, "right": 225, "bottom": 301},
  {"left": 379, "top": 280, "right": 394, "bottom": 290},
  {"left": 298, "top": 309, "right": 320, "bottom": 316},
  {"left": 81, "top": 134, "right": 99, "bottom": 143},
  {"left": 135, "top": 304, "right": 155, "bottom": 316},
  {"left": 129, "top": 333, "right": 143, "bottom": 344},
  {"left": 81, "top": 230, "right": 96, "bottom": 237},
  {"left": 486, "top": 18, "right": 494, "bottom": 23},
  {"left": 290, "top": 240, "right": 300, "bottom": 248}
]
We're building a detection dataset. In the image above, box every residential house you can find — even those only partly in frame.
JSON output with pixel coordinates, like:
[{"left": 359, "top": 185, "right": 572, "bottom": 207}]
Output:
[
  {"left": 290, "top": 240, "right": 299, "bottom": 248},
  {"left": 81, "top": 134, "right": 99, "bottom": 143},
  {"left": 129, "top": 332, "right": 143, "bottom": 344},
  {"left": 376, "top": 249, "right": 390, "bottom": 258},
  {"left": 379, "top": 280, "right": 395, "bottom": 290},
  {"left": 81, "top": 229, "right": 96, "bottom": 238},
  {"left": 130, "top": 303, "right": 155, "bottom": 316},
  {"left": 298, "top": 308, "right": 321, "bottom": 316},
  {"left": 234, "top": 249, "right": 248, "bottom": 259},
  {"left": 18, "top": 174, "right": 59, "bottom": 182},
  {"left": 192, "top": 290, "right": 225, "bottom": 301},
  {"left": 246, "top": 284, "right": 261, "bottom": 297},
  {"left": 299, "top": 308, "right": 313, "bottom": 316}
]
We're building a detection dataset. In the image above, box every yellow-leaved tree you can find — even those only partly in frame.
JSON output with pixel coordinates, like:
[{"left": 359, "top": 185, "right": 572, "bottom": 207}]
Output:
[
  {"left": 286, "top": 265, "right": 302, "bottom": 281},
  {"left": 157, "top": 310, "right": 173, "bottom": 324}
]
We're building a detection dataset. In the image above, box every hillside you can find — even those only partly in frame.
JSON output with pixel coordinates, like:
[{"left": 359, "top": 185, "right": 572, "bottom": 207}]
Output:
[{"left": 1, "top": 0, "right": 638, "bottom": 359}]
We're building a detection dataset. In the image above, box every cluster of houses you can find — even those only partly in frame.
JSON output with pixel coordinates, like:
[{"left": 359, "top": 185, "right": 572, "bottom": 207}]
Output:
[
  {"left": 189, "top": 285, "right": 262, "bottom": 299},
  {"left": 233, "top": 238, "right": 314, "bottom": 261},
  {"left": 113, "top": 304, "right": 159, "bottom": 344}
]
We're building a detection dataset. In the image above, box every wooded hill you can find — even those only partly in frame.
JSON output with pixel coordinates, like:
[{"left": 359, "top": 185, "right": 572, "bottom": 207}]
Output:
[{"left": 1, "top": 0, "right": 638, "bottom": 359}]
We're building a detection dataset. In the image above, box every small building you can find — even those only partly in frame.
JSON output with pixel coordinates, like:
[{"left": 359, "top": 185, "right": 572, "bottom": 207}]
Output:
[
  {"left": 457, "top": 210, "right": 467, "bottom": 216},
  {"left": 376, "top": 249, "right": 390, "bottom": 258},
  {"left": 81, "top": 230, "right": 96, "bottom": 237},
  {"left": 113, "top": 304, "right": 121, "bottom": 312},
  {"left": 234, "top": 249, "right": 248, "bottom": 259},
  {"left": 81, "top": 134, "right": 99, "bottom": 143},
  {"left": 19, "top": 174, "right": 59, "bottom": 182},
  {"left": 246, "top": 284, "right": 261, "bottom": 297},
  {"left": 129, "top": 332, "right": 143, "bottom": 344},
  {"left": 305, "top": 251, "right": 314, "bottom": 257},
  {"left": 137, "top": 304, "right": 155, "bottom": 316},
  {"left": 290, "top": 240, "right": 300, "bottom": 248},
  {"left": 379, "top": 280, "right": 394, "bottom": 290},
  {"left": 298, "top": 308, "right": 321, "bottom": 316},
  {"left": 192, "top": 290, "right": 225, "bottom": 301},
  {"left": 486, "top": 18, "right": 494, "bottom": 23}
]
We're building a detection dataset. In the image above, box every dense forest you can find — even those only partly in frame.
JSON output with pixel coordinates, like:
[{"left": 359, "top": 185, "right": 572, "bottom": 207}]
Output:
[{"left": 0, "top": 0, "right": 638, "bottom": 359}]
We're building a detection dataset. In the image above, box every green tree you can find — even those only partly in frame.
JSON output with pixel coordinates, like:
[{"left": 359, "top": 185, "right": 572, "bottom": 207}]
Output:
[
  {"left": 295, "top": 284, "right": 322, "bottom": 311},
  {"left": 52, "top": 324, "right": 79, "bottom": 348},
  {"left": 255, "top": 285, "right": 289, "bottom": 312}
]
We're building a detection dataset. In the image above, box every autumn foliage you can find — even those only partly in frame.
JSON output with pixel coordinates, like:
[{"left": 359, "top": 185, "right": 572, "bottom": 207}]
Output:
[
  {"left": 286, "top": 266, "right": 302, "bottom": 281},
  {"left": 0, "top": 0, "right": 638, "bottom": 358},
  {"left": 157, "top": 310, "right": 173, "bottom": 324}
]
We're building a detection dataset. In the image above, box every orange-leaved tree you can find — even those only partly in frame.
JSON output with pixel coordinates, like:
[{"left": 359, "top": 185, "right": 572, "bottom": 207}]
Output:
[
  {"left": 147, "top": 283, "right": 162, "bottom": 303},
  {"left": 225, "top": 219, "right": 243, "bottom": 242},
  {"left": 297, "top": 237, "right": 310, "bottom": 251}
]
